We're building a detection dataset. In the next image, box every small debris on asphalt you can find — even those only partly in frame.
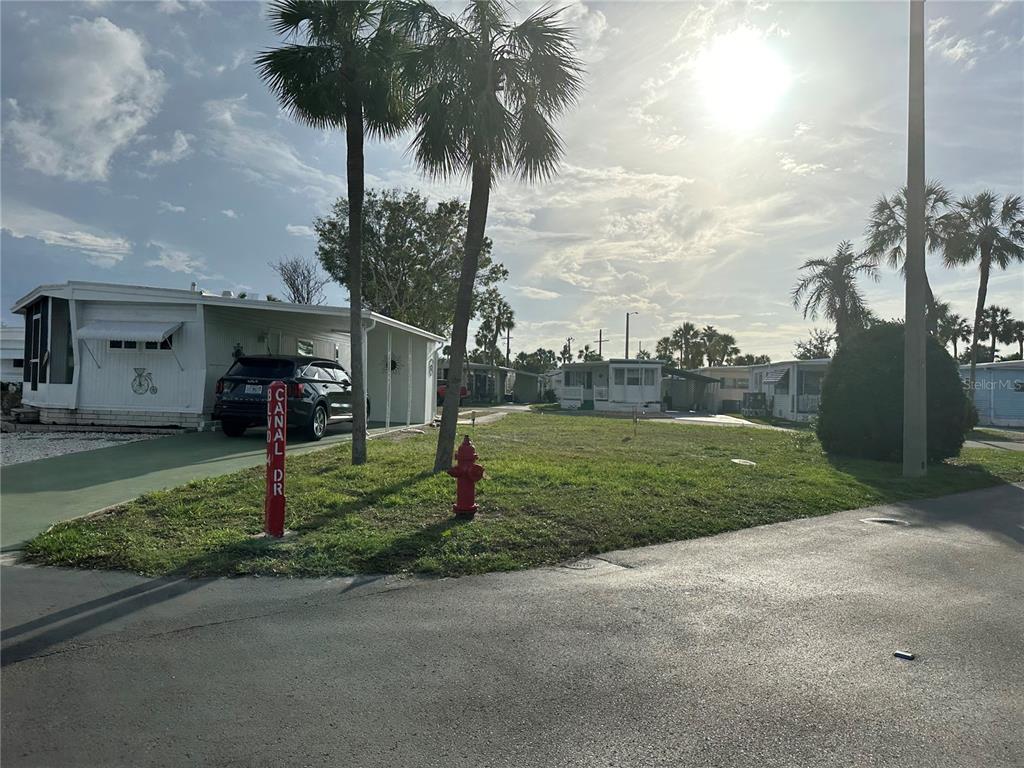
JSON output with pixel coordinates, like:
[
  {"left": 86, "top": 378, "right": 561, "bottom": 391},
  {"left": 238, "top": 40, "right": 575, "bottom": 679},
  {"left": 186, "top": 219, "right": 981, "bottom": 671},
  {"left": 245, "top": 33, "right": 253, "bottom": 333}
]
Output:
[
  {"left": 893, "top": 650, "right": 915, "bottom": 660},
  {"left": 731, "top": 458, "right": 757, "bottom": 466}
]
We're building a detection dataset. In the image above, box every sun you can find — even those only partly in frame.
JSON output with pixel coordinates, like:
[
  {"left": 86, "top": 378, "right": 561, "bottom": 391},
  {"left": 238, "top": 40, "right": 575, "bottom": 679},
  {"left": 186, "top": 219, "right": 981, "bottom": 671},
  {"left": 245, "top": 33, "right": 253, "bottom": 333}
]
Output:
[{"left": 694, "top": 27, "right": 792, "bottom": 133}]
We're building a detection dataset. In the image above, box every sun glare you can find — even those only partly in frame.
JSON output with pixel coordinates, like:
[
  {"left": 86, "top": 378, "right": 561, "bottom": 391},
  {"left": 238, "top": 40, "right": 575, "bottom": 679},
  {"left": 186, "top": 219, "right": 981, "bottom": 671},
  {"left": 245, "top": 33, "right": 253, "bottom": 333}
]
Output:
[{"left": 695, "top": 27, "right": 792, "bottom": 133}]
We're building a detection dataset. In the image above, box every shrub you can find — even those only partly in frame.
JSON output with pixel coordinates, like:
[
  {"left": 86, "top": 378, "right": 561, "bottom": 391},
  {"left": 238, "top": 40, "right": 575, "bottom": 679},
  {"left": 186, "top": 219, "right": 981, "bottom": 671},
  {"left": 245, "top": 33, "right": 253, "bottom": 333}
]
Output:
[{"left": 815, "top": 322, "right": 969, "bottom": 462}]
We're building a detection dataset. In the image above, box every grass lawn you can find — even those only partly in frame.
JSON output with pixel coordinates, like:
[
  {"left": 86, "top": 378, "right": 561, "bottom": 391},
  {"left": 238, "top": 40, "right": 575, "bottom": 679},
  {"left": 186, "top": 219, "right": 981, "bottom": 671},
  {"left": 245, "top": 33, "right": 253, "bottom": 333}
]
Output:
[
  {"left": 968, "top": 427, "right": 1024, "bottom": 444},
  {"left": 24, "top": 413, "right": 1024, "bottom": 578}
]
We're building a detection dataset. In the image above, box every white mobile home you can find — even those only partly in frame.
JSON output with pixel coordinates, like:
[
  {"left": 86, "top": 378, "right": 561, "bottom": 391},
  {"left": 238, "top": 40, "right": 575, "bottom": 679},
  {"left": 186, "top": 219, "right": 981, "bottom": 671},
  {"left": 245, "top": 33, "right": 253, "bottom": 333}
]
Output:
[
  {"left": 961, "top": 361, "right": 1024, "bottom": 427},
  {"left": 12, "top": 281, "right": 443, "bottom": 430},
  {"left": 549, "top": 359, "right": 665, "bottom": 412},
  {"left": 1, "top": 325, "right": 24, "bottom": 384},
  {"left": 698, "top": 358, "right": 830, "bottom": 422}
]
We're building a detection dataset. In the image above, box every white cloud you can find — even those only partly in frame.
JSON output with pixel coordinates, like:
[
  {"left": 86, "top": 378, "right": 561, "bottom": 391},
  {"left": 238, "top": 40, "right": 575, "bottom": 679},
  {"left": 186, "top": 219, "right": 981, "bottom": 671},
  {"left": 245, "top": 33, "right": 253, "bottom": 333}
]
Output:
[
  {"left": 4, "top": 17, "right": 166, "bottom": 182},
  {"left": 987, "top": 1, "right": 1012, "bottom": 17},
  {"left": 158, "top": 201, "right": 186, "bottom": 214},
  {"left": 286, "top": 224, "right": 315, "bottom": 238},
  {"left": 514, "top": 285, "right": 561, "bottom": 300},
  {"left": 157, "top": 0, "right": 186, "bottom": 13},
  {"left": 221, "top": 209, "right": 238, "bottom": 219},
  {"left": 203, "top": 95, "right": 348, "bottom": 205},
  {"left": 1, "top": 201, "right": 132, "bottom": 267},
  {"left": 927, "top": 18, "right": 981, "bottom": 70},
  {"left": 777, "top": 152, "right": 827, "bottom": 176},
  {"left": 147, "top": 130, "right": 193, "bottom": 166},
  {"left": 561, "top": 2, "right": 612, "bottom": 62},
  {"left": 145, "top": 240, "right": 209, "bottom": 276}
]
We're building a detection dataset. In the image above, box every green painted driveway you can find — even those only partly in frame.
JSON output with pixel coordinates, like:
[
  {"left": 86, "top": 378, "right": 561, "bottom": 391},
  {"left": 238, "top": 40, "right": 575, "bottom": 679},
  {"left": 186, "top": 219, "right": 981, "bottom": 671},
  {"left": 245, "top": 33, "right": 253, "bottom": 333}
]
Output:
[{"left": 0, "top": 425, "right": 398, "bottom": 549}]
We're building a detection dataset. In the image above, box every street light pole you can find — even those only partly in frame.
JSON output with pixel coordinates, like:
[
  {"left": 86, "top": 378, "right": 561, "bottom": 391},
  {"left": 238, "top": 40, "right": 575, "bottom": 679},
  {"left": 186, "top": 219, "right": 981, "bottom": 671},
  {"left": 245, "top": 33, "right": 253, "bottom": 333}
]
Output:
[
  {"left": 903, "top": 0, "right": 927, "bottom": 478},
  {"left": 625, "top": 312, "right": 638, "bottom": 358}
]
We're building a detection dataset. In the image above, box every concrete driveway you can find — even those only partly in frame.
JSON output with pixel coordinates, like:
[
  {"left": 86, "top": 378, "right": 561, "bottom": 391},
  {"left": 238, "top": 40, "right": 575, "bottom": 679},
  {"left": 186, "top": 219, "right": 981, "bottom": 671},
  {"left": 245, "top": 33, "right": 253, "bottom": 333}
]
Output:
[
  {"left": 2, "top": 483, "right": 1021, "bottom": 767},
  {"left": 0, "top": 423, "right": 402, "bottom": 550}
]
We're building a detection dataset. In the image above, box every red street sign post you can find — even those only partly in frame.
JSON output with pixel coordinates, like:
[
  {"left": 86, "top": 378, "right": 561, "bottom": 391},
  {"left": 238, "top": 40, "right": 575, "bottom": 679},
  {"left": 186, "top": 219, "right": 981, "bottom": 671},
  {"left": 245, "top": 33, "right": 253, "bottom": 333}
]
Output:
[{"left": 264, "top": 380, "right": 287, "bottom": 537}]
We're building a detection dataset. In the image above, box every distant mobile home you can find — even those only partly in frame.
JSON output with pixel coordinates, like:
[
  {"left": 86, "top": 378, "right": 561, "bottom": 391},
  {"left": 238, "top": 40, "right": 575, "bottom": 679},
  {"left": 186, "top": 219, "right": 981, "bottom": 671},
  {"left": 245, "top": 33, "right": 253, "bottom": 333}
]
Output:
[
  {"left": 12, "top": 281, "right": 444, "bottom": 430},
  {"left": 961, "top": 361, "right": 1024, "bottom": 428}
]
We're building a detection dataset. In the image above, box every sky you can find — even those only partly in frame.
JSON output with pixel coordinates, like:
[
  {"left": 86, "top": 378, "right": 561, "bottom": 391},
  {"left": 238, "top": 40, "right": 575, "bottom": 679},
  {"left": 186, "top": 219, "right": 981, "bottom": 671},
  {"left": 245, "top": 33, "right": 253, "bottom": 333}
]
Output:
[{"left": 2, "top": 0, "right": 1022, "bottom": 361}]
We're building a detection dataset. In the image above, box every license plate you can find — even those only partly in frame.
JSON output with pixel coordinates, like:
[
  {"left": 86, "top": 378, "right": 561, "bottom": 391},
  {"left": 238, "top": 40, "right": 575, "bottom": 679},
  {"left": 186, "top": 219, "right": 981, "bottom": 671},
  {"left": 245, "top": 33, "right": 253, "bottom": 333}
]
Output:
[{"left": 245, "top": 384, "right": 263, "bottom": 395}]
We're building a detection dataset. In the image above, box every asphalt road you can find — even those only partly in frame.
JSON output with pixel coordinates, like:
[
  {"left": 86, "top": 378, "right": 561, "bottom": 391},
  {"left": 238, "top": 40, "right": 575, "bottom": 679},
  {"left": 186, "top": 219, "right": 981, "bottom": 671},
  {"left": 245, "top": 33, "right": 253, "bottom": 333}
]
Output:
[{"left": 2, "top": 484, "right": 1022, "bottom": 767}]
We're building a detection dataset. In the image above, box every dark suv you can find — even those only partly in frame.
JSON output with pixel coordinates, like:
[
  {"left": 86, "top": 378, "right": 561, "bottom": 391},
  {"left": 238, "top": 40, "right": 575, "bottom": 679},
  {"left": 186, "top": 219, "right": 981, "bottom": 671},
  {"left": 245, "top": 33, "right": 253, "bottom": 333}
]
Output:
[{"left": 212, "top": 355, "right": 368, "bottom": 441}]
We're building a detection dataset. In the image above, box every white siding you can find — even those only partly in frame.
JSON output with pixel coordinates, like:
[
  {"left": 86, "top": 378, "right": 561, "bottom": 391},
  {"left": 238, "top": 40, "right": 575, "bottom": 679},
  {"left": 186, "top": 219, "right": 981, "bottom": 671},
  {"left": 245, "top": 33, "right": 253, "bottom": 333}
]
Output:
[
  {"left": 76, "top": 302, "right": 205, "bottom": 413},
  {"left": 365, "top": 323, "right": 435, "bottom": 426}
]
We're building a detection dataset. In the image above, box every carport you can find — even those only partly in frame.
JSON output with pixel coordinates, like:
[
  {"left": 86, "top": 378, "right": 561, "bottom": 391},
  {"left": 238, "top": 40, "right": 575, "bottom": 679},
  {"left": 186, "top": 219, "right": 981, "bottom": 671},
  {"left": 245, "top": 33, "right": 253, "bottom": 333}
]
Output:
[{"left": 13, "top": 281, "right": 444, "bottom": 430}]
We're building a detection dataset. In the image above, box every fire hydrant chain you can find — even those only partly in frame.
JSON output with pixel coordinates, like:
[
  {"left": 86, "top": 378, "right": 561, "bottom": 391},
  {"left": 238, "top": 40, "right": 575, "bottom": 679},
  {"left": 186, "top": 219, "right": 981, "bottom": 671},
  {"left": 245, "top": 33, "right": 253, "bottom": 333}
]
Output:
[{"left": 447, "top": 435, "right": 484, "bottom": 517}]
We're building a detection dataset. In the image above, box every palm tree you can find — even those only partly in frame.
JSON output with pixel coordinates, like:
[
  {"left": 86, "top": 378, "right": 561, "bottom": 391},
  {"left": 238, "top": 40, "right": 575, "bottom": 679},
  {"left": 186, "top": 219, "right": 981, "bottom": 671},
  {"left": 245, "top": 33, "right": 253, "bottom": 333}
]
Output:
[
  {"left": 937, "top": 310, "right": 972, "bottom": 359},
  {"left": 256, "top": 1, "right": 409, "bottom": 465},
  {"left": 978, "top": 305, "right": 1015, "bottom": 361},
  {"left": 941, "top": 192, "right": 1024, "bottom": 392},
  {"left": 864, "top": 180, "right": 951, "bottom": 330},
  {"left": 671, "top": 322, "right": 699, "bottom": 368},
  {"left": 792, "top": 240, "right": 878, "bottom": 346},
  {"left": 1011, "top": 321, "right": 1024, "bottom": 359},
  {"left": 400, "top": 1, "right": 583, "bottom": 471}
]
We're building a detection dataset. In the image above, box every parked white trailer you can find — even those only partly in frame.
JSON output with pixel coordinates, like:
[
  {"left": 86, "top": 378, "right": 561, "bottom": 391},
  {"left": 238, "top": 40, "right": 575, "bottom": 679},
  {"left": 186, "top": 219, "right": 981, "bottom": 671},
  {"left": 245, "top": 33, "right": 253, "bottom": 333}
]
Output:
[{"left": 12, "top": 281, "right": 443, "bottom": 430}]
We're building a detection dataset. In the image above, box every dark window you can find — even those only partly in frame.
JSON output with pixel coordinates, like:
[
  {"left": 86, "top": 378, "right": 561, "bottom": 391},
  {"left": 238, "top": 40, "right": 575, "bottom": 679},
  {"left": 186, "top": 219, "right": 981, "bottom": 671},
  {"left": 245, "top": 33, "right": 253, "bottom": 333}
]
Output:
[
  {"left": 13, "top": 359, "right": 24, "bottom": 368},
  {"left": 109, "top": 340, "right": 123, "bottom": 349},
  {"left": 124, "top": 340, "right": 137, "bottom": 349},
  {"left": 227, "top": 358, "right": 296, "bottom": 379},
  {"left": 143, "top": 337, "right": 173, "bottom": 350}
]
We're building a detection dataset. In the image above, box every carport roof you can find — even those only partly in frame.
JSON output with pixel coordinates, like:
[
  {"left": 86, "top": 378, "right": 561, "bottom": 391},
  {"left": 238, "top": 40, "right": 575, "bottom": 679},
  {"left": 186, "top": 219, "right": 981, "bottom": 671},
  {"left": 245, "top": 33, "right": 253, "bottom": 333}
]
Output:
[{"left": 11, "top": 281, "right": 445, "bottom": 342}]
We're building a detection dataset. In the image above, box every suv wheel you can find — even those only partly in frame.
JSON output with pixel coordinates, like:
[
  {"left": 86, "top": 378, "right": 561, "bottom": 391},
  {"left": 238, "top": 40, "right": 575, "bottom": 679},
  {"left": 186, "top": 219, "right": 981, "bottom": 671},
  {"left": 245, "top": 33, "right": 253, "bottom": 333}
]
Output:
[
  {"left": 221, "top": 419, "right": 247, "bottom": 437},
  {"left": 306, "top": 403, "right": 328, "bottom": 441}
]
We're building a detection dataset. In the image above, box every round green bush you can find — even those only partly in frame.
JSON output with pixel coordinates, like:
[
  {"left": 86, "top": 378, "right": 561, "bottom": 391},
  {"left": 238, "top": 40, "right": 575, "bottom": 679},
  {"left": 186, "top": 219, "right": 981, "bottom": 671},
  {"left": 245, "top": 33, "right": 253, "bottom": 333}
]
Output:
[{"left": 815, "top": 322, "right": 969, "bottom": 462}]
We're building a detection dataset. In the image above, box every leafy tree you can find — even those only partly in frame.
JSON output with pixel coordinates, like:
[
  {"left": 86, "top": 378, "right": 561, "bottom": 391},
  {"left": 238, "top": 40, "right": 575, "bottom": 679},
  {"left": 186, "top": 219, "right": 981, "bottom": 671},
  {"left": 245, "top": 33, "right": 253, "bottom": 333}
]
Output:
[
  {"left": 941, "top": 192, "right": 1024, "bottom": 393},
  {"left": 399, "top": 1, "right": 583, "bottom": 472},
  {"left": 269, "top": 256, "right": 331, "bottom": 305},
  {"left": 816, "top": 322, "right": 970, "bottom": 463},
  {"left": 315, "top": 189, "right": 508, "bottom": 336},
  {"left": 706, "top": 332, "right": 739, "bottom": 366},
  {"left": 513, "top": 348, "right": 557, "bottom": 373},
  {"left": 792, "top": 240, "right": 878, "bottom": 346},
  {"left": 676, "top": 322, "right": 700, "bottom": 367},
  {"left": 864, "top": 181, "right": 951, "bottom": 329},
  {"left": 635, "top": 348, "right": 652, "bottom": 360},
  {"left": 977, "top": 305, "right": 1015, "bottom": 361},
  {"left": 576, "top": 344, "right": 601, "bottom": 361},
  {"left": 732, "top": 353, "right": 771, "bottom": 365},
  {"left": 257, "top": 0, "right": 409, "bottom": 465},
  {"left": 473, "top": 289, "right": 514, "bottom": 402},
  {"left": 794, "top": 328, "right": 836, "bottom": 360},
  {"left": 937, "top": 309, "right": 972, "bottom": 359}
]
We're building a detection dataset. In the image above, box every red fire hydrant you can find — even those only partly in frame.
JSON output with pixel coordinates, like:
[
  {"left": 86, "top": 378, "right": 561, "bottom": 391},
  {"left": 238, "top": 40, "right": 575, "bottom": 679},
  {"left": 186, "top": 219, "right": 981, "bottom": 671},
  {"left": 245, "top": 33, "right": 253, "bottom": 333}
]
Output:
[{"left": 448, "top": 435, "right": 484, "bottom": 517}]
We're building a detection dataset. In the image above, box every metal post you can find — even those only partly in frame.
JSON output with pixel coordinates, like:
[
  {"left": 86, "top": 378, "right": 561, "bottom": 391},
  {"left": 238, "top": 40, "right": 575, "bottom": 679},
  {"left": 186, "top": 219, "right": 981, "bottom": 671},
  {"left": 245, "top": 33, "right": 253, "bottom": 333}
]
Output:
[
  {"left": 625, "top": 312, "right": 637, "bottom": 358},
  {"left": 903, "top": 0, "right": 927, "bottom": 477},
  {"left": 505, "top": 328, "right": 512, "bottom": 368},
  {"left": 385, "top": 329, "right": 392, "bottom": 430},
  {"left": 593, "top": 329, "right": 604, "bottom": 358}
]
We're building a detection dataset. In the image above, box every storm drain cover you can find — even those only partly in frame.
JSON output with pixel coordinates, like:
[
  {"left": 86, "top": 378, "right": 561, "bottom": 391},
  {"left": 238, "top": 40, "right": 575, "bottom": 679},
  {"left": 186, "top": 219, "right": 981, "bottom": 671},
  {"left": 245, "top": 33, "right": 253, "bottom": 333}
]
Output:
[{"left": 860, "top": 517, "right": 911, "bottom": 526}]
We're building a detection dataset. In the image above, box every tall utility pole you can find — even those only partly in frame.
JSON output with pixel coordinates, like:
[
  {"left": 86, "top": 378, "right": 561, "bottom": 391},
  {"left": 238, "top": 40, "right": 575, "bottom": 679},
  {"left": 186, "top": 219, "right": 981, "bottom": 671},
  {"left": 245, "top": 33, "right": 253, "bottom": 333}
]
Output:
[
  {"left": 903, "top": 0, "right": 927, "bottom": 478},
  {"left": 625, "top": 312, "right": 638, "bottom": 358},
  {"left": 505, "top": 328, "right": 512, "bottom": 368},
  {"left": 593, "top": 329, "right": 605, "bottom": 358}
]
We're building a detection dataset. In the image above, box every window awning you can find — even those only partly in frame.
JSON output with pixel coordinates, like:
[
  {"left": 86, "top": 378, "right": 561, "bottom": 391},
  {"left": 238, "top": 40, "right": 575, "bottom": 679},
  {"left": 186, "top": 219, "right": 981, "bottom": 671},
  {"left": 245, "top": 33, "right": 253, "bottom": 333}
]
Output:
[
  {"left": 77, "top": 320, "right": 182, "bottom": 342},
  {"left": 763, "top": 368, "right": 789, "bottom": 384}
]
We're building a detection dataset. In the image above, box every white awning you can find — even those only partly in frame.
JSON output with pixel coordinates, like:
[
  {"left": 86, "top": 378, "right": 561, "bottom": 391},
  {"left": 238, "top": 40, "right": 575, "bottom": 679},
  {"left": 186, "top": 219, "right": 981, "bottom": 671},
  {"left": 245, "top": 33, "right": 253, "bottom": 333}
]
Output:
[
  {"left": 77, "top": 320, "right": 182, "bottom": 342},
  {"left": 763, "top": 368, "right": 789, "bottom": 384}
]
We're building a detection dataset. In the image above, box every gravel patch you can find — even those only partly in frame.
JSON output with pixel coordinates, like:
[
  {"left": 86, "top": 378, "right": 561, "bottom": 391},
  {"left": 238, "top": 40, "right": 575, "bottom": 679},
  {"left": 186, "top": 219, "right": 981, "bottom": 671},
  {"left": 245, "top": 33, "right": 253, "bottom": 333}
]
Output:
[{"left": 1, "top": 431, "right": 164, "bottom": 466}]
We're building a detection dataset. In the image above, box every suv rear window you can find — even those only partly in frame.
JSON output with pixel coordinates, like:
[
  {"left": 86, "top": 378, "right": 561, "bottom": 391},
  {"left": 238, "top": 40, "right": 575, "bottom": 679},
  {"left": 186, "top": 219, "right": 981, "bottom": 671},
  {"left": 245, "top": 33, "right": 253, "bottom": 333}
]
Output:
[{"left": 227, "top": 358, "right": 296, "bottom": 379}]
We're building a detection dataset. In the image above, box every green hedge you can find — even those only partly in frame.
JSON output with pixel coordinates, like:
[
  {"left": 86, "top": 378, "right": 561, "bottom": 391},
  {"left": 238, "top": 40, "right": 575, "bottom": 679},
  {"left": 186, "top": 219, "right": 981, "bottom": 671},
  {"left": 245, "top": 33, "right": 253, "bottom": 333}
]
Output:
[{"left": 816, "top": 323, "right": 970, "bottom": 462}]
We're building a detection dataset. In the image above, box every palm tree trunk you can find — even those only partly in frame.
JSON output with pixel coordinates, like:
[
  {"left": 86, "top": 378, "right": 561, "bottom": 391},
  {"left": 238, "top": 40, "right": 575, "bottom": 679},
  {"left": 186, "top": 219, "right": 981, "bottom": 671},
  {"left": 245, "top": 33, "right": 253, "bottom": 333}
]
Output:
[
  {"left": 346, "top": 100, "right": 368, "bottom": 465},
  {"left": 968, "top": 249, "right": 991, "bottom": 399},
  {"left": 951, "top": 337, "right": 958, "bottom": 359},
  {"left": 434, "top": 160, "right": 492, "bottom": 472}
]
